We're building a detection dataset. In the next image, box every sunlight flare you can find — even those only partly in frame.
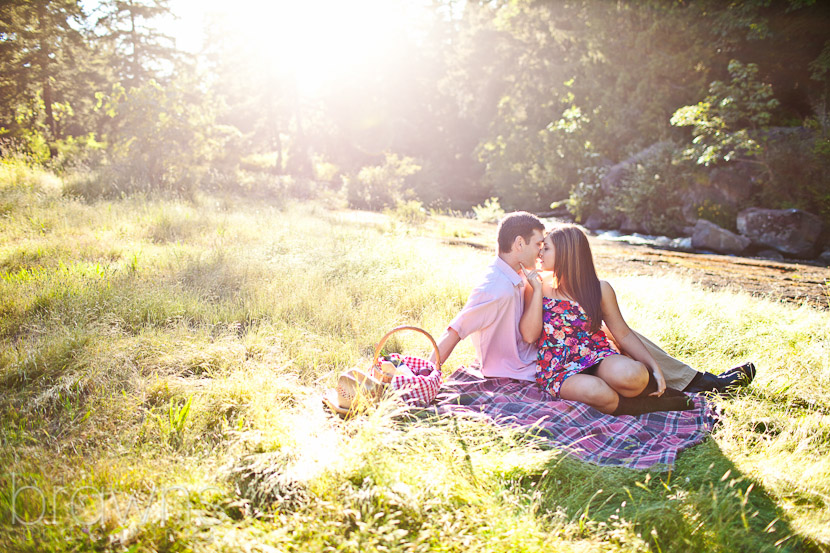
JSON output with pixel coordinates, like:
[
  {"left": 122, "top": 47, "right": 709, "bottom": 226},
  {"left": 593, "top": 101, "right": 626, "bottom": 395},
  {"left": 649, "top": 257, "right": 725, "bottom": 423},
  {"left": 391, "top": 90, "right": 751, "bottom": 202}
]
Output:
[{"left": 174, "top": 0, "right": 428, "bottom": 95}]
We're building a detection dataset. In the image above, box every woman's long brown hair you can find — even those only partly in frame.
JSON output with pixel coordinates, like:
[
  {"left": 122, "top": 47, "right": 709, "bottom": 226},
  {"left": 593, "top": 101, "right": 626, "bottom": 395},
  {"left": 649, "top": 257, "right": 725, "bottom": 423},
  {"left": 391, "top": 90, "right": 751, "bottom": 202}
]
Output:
[{"left": 548, "top": 225, "right": 603, "bottom": 333}]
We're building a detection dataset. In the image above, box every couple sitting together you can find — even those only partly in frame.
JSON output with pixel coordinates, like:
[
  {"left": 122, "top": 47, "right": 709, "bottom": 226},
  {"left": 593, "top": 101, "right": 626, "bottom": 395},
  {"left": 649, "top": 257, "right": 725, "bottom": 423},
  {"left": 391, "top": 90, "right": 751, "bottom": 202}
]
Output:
[{"left": 430, "top": 211, "right": 755, "bottom": 416}]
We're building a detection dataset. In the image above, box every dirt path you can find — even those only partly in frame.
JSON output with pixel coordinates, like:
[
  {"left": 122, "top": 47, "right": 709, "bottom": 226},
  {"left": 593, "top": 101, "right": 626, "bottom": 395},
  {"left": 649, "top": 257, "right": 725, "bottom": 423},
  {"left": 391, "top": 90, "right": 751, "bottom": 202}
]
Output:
[{"left": 591, "top": 239, "right": 830, "bottom": 309}]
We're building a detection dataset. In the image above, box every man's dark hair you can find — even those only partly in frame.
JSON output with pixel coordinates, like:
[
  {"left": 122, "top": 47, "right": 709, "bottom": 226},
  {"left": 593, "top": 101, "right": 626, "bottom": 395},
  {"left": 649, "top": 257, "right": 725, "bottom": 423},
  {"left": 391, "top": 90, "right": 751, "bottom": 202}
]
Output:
[{"left": 497, "top": 211, "right": 544, "bottom": 253}]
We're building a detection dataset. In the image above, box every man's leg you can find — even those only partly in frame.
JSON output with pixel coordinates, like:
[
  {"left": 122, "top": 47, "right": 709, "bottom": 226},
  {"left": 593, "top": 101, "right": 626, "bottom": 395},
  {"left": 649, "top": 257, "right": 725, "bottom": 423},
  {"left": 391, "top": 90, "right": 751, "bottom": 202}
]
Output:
[
  {"left": 632, "top": 331, "right": 698, "bottom": 390},
  {"left": 632, "top": 331, "right": 755, "bottom": 393}
]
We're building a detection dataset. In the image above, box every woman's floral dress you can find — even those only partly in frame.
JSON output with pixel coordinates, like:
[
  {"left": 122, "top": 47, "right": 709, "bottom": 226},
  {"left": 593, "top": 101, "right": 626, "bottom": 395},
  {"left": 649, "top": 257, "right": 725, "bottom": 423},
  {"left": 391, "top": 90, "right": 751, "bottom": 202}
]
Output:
[{"left": 536, "top": 297, "right": 619, "bottom": 398}]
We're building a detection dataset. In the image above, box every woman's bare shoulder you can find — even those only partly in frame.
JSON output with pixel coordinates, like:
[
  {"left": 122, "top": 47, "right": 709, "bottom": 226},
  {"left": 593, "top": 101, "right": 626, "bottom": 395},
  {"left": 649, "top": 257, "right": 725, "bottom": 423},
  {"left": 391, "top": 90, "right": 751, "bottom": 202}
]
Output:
[{"left": 599, "top": 280, "right": 616, "bottom": 298}]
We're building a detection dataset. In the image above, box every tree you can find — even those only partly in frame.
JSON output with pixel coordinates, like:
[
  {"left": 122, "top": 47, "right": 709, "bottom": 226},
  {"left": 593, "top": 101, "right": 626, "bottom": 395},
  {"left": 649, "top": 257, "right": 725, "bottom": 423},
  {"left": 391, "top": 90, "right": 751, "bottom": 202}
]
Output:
[
  {"left": 199, "top": 14, "right": 301, "bottom": 176},
  {"left": 0, "top": 0, "right": 91, "bottom": 157},
  {"left": 93, "top": 0, "right": 177, "bottom": 89},
  {"left": 94, "top": 77, "right": 212, "bottom": 192},
  {"left": 671, "top": 59, "right": 780, "bottom": 181}
]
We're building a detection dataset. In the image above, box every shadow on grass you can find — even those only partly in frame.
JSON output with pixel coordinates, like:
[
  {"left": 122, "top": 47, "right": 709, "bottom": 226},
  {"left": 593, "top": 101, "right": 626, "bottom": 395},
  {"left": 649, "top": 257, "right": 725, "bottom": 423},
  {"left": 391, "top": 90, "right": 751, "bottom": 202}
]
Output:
[{"left": 523, "top": 438, "right": 821, "bottom": 553}]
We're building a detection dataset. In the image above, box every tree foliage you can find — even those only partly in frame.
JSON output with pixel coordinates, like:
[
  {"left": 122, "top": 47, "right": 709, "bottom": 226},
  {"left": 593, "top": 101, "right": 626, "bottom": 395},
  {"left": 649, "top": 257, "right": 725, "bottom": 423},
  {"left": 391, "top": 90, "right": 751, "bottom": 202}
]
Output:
[
  {"left": 671, "top": 60, "right": 780, "bottom": 170},
  {"left": 0, "top": 0, "right": 828, "bottom": 225},
  {"left": 93, "top": 0, "right": 178, "bottom": 89}
]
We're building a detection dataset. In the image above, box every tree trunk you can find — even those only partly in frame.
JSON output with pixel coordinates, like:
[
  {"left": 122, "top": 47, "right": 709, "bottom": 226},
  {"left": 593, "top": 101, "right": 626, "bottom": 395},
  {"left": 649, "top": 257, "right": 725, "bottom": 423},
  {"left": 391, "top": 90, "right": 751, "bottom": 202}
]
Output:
[
  {"left": 36, "top": 2, "right": 56, "bottom": 157},
  {"left": 129, "top": 2, "right": 140, "bottom": 87},
  {"left": 290, "top": 75, "right": 311, "bottom": 177}
]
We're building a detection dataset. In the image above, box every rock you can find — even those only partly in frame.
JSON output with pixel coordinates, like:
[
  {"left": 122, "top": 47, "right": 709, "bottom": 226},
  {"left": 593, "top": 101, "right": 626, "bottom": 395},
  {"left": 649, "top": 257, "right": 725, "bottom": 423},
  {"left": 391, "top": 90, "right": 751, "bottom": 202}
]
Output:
[
  {"left": 691, "top": 219, "right": 751, "bottom": 254},
  {"left": 600, "top": 141, "right": 674, "bottom": 193},
  {"left": 583, "top": 213, "right": 604, "bottom": 231},
  {"left": 819, "top": 249, "right": 830, "bottom": 265},
  {"left": 620, "top": 216, "right": 642, "bottom": 234},
  {"left": 681, "top": 161, "right": 759, "bottom": 222},
  {"left": 737, "top": 208, "right": 824, "bottom": 258},
  {"left": 671, "top": 237, "right": 693, "bottom": 250},
  {"left": 757, "top": 249, "right": 785, "bottom": 261},
  {"left": 707, "top": 163, "right": 757, "bottom": 205},
  {"left": 537, "top": 204, "right": 572, "bottom": 219}
]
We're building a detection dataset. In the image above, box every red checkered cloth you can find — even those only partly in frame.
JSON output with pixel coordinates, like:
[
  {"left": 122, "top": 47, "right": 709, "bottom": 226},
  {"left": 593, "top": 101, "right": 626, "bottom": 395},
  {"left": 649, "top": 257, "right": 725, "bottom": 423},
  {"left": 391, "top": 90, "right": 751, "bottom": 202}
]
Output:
[{"left": 378, "top": 354, "right": 442, "bottom": 408}]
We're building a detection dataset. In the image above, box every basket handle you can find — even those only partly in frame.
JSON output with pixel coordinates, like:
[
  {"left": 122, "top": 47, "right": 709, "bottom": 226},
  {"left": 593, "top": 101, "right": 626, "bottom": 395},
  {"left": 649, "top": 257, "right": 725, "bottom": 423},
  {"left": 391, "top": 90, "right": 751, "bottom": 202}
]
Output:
[{"left": 372, "top": 326, "right": 442, "bottom": 373}]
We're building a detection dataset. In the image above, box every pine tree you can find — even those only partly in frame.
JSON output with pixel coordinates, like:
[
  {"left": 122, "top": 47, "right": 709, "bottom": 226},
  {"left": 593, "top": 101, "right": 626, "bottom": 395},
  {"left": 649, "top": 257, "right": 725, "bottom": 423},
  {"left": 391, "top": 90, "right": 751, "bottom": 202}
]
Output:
[
  {"left": 0, "top": 0, "right": 89, "bottom": 156},
  {"left": 93, "top": 0, "right": 178, "bottom": 88}
]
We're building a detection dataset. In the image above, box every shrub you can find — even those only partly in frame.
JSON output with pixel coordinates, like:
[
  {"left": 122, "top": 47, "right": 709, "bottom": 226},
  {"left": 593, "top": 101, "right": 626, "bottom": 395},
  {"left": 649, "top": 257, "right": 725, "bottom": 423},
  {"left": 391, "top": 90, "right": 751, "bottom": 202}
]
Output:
[
  {"left": 602, "top": 146, "right": 693, "bottom": 235},
  {"left": 312, "top": 155, "right": 340, "bottom": 184},
  {"left": 94, "top": 81, "right": 212, "bottom": 196},
  {"left": 0, "top": 155, "right": 61, "bottom": 192},
  {"left": 345, "top": 154, "right": 421, "bottom": 211},
  {"left": 569, "top": 144, "right": 692, "bottom": 236},
  {"left": 53, "top": 133, "right": 106, "bottom": 171},
  {"left": 388, "top": 199, "right": 428, "bottom": 225},
  {"left": 567, "top": 164, "right": 607, "bottom": 225},
  {"left": 472, "top": 197, "right": 505, "bottom": 223},
  {"left": 671, "top": 59, "right": 779, "bottom": 171},
  {"left": 695, "top": 199, "right": 737, "bottom": 231}
]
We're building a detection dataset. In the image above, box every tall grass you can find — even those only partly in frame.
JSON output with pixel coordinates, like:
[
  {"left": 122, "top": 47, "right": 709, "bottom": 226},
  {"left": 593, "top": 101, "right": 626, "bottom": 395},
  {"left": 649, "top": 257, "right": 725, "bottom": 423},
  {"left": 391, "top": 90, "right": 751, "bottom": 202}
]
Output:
[{"left": 1, "top": 161, "right": 829, "bottom": 551}]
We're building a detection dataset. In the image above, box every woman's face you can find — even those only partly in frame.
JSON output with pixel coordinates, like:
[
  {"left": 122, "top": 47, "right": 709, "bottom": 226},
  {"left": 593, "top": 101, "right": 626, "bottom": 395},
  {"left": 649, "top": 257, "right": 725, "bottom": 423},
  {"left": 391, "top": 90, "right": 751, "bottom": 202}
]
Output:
[{"left": 539, "top": 235, "right": 555, "bottom": 271}]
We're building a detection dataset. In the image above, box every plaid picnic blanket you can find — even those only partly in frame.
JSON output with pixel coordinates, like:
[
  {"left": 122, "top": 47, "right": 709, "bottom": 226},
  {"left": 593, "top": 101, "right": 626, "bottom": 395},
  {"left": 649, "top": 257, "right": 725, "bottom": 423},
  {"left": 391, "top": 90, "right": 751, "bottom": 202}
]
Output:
[{"left": 428, "top": 366, "right": 718, "bottom": 469}]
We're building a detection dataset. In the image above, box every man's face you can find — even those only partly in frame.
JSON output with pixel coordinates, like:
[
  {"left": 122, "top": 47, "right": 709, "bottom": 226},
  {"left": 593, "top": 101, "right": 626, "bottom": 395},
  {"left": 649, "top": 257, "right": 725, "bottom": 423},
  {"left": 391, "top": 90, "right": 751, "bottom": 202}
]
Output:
[{"left": 522, "top": 229, "right": 545, "bottom": 267}]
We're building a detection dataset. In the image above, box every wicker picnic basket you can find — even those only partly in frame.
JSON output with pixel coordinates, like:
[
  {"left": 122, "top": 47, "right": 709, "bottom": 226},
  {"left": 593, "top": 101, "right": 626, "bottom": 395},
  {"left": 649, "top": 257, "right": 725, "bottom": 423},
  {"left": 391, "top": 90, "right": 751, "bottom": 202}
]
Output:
[{"left": 322, "top": 326, "right": 444, "bottom": 418}]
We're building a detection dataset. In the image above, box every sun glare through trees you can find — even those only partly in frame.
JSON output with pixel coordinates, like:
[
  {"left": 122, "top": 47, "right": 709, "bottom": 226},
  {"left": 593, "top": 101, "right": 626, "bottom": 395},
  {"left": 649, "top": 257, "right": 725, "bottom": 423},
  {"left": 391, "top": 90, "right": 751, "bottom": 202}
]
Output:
[{"left": 172, "top": 0, "right": 431, "bottom": 97}]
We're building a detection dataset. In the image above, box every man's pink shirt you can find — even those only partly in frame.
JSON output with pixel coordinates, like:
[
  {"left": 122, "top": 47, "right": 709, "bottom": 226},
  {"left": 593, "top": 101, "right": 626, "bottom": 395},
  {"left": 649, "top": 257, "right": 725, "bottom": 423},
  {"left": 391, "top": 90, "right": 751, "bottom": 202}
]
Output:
[{"left": 449, "top": 256, "right": 538, "bottom": 381}]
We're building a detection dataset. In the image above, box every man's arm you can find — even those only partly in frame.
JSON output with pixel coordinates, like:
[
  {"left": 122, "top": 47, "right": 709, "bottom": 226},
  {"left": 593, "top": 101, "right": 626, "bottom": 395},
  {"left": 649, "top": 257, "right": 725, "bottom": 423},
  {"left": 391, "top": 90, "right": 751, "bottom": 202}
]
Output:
[{"left": 429, "top": 327, "right": 461, "bottom": 366}]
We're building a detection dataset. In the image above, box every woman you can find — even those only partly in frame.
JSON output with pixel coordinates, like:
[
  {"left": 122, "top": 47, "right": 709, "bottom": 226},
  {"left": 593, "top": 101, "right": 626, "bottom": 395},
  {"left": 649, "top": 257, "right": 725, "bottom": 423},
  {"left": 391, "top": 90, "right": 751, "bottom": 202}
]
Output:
[{"left": 519, "top": 225, "right": 692, "bottom": 416}]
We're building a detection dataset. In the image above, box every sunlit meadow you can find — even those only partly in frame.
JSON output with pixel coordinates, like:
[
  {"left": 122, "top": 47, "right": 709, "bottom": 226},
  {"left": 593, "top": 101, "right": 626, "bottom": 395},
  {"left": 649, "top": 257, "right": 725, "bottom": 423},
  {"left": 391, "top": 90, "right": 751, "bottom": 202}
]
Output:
[{"left": 1, "top": 160, "right": 829, "bottom": 552}]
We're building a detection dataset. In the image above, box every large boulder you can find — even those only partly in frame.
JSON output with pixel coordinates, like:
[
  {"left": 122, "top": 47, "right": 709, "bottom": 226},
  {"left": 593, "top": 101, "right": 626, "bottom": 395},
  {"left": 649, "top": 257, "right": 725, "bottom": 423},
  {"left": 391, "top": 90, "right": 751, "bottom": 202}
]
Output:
[
  {"left": 583, "top": 213, "right": 604, "bottom": 231},
  {"left": 600, "top": 141, "right": 674, "bottom": 193},
  {"left": 691, "top": 219, "right": 751, "bottom": 254},
  {"left": 682, "top": 162, "right": 757, "bottom": 214},
  {"left": 737, "top": 208, "right": 824, "bottom": 258}
]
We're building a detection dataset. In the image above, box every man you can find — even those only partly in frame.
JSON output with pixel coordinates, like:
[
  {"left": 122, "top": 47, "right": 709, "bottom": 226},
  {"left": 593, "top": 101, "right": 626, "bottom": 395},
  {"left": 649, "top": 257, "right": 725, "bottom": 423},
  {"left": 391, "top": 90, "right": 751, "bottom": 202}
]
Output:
[{"left": 430, "top": 211, "right": 755, "bottom": 395}]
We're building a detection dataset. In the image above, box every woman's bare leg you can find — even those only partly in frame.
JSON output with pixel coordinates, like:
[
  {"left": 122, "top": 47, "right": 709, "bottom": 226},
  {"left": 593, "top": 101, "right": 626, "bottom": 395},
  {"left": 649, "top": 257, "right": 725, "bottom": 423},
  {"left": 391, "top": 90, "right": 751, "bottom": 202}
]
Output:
[
  {"left": 594, "top": 355, "right": 649, "bottom": 397},
  {"left": 559, "top": 374, "right": 620, "bottom": 414}
]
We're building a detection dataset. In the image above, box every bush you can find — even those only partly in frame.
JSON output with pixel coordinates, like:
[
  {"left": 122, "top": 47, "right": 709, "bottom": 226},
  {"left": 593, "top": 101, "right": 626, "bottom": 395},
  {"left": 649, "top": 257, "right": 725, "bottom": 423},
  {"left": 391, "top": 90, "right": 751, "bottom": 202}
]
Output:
[
  {"left": 388, "top": 199, "right": 428, "bottom": 225},
  {"left": 312, "top": 155, "right": 340, "bottom": 184},
  {"left": 569, "top": 144, "right": 692, "bottom": 236},
  {"left": 603, "top": 146, "right": 692, "bottom": 235},
  {"left": 472, "top": 197, "right": 505, "bottom": 223},
  {"left": 53, "top": 133, "right": 106, "bottom": 171},
  {"left": 345, "top": 154, "right": 421, "bottom": 211},
  {"left": 567, "top": 164, "right": 608, "bottom": 225},
  {"left": 94, "top": 80, "right": 212, "bottom": 196},
  {"left": 695, "top": 199, "right": 737, "bottom": 231},
  {"left": 0, "top": 155, "right": 61, "bottom": 192}
]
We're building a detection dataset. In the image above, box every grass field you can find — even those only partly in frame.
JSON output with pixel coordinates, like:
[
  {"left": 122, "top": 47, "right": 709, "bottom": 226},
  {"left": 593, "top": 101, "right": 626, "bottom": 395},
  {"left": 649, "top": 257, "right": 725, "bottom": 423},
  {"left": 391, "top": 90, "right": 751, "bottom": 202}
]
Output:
[{"left": 1, "top": 158, "right": 829, "bottom": 552}]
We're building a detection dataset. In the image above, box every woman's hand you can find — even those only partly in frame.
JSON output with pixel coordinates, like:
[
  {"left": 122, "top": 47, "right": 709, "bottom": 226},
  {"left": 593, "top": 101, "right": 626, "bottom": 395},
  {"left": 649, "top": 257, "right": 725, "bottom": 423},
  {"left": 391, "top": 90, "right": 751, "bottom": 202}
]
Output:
[
  {"left": 519, "top": 263, "right": 544, "bottom": 344},
  {"left": 650, "top": 366, "right": 667, "bottom": 397},
  {"left": 520, "top": 263, "right": 542, "bottom": 292}
]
